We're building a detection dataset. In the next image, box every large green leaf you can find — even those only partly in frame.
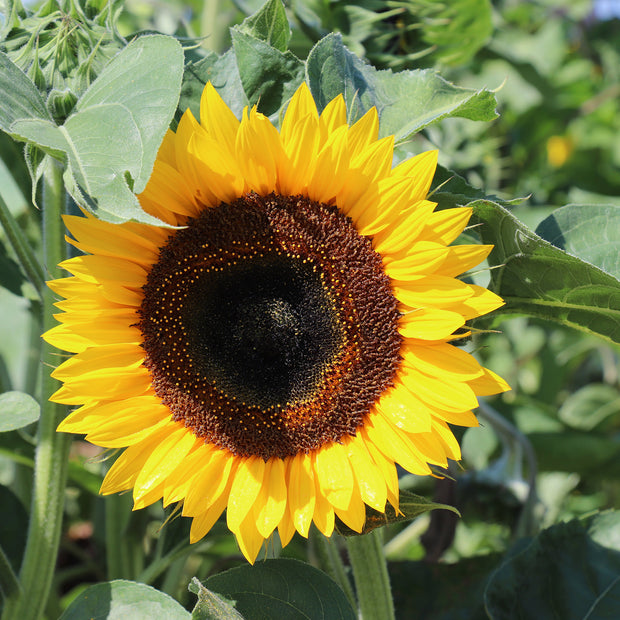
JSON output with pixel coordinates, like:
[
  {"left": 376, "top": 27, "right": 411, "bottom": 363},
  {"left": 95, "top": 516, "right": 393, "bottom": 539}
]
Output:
[
  {"left": 472, "top": 200, "right": 620, "bottom": 344},
  {"left": 306, "top": 33, "right": 497, "bottom": 141},
  {"left": 205, "top": 559, "right": 356, "bottom": 620},
  {"left": 58, "top": 580, "right": 191, "bottom": 620},
  {"left": 9, "top": 35, "right": 183, "bottom": 224},
  {"left": 536, "top": 204, "right": 620, "bottom": 280},
  {"left": 485, "top": 512, "right": 620, "bottom": 619},
  {"left": 0, "top": 51, "right": 51, "bottom": 134},
  {"left": 230, "top": 29, "right": 304, "bottom": 116},
  {"left": 0, "top": 390, "right": 40, "bottom": 432}
]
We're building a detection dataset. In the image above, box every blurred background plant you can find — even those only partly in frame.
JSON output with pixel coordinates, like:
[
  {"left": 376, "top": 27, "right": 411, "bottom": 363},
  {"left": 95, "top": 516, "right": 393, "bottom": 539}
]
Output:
[{"left": 0, "top": 0, "right": 619, "bottom": 618}]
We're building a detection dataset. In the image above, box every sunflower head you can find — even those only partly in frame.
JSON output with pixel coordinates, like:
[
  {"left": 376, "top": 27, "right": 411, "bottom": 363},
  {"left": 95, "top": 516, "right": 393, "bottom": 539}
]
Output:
[{"left": 45, "top": 81, "right": 509, "bottom": 562}]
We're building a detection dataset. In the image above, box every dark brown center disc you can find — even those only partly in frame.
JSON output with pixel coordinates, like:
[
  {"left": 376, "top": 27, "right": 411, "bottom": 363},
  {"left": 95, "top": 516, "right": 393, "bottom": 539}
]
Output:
[{"left": 139, "top": 193, "right": 402, "bottom": 459}]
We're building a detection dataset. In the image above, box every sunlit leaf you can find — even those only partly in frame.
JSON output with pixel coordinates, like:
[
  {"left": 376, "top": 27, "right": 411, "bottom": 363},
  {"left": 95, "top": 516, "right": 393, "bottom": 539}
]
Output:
[
  {"left": 472, "top": 200, "right": 620, "bottom": 344},
  {"left": 0, "top": 391, "right": 39, "bottom": 432},
  {"left": 58, "top": 580, "right": 191, "bottom": 620},
  {"left": 536, "top": 204, "right": 620, "bottom": 280},
  {"left": 306, "top": 33, "right": 497, "bottom": 141}
]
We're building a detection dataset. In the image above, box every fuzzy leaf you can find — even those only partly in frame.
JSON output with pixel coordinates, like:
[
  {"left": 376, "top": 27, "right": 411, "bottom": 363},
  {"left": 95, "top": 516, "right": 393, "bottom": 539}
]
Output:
[
  {"left": 306, "top": 33, "right": 497, "bottom": 141},
  {"left": 0, "top": 391, "right": 40, "bottom": 432},
  {"left": 231, "top": 29, "right": 304, "bottom": 116},
  {"left": 536, "top": 204, "right": 620, "bottom": 280},
  {"left": 58, "top": 580, "right": 191, "bottom": 620},
  {"left": 9, "top": 35, "right": 183, "bottom": 225},
  {"left": 472, "top": 200, "right": 620, "bottom": 344},
  {"left": 0, "top": 51, "right": 51, "bottom": 134}
]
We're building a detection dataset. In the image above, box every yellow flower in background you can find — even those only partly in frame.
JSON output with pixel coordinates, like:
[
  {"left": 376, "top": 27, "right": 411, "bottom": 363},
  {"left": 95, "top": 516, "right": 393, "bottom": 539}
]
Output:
[
  {"left": 45, "top": 82, "right": 509, "bottom": 562},
  {"left": 547, "top": 135, "right": 573, "bottom": 168}
]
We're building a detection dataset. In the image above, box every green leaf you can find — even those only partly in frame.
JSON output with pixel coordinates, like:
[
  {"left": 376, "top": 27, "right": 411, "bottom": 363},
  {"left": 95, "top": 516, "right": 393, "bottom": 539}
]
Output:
[
  {"left": 558, "top": 384, "right": 620, "bottom": 431},
  {"left": 75, "top": 34, "right": 183, "bottom": 195},
  {"left": 0, "top": 391, "right": 40, "bottom": 432},
  {"left": 336, "top": 489, "right": 459, "bottom": 537},
  {"left": 236, "top": 0, "right": 290, "bottom": 52},
  {"left": 230, "top": 29, "right": 304, "bottom": 116},
  {"left": 0, "top": 51, "right": 52, "bottom": 135},
  {"left": 536, "top": 204, "right": 620, "bottom": 280},
  {"left": 189, "top": 577, "right": 245, "bottom": 620},
  {"left": 58, "top": 580, "right": 191, "bottom": 620},
  {"left": 10, "top": 35, "right": 183, "bottom": 225},
  {"left": 485, "top": 512, "right": 620, "bottom": 620},
  {"left": 471, "top": 200, "right": 620, "bottom": 344},
  {"left": 306, "top": 33, "right": 497, "bottom": 141},
  {"left": 205, "top": 558, "right": 356, "bottom": 620}
]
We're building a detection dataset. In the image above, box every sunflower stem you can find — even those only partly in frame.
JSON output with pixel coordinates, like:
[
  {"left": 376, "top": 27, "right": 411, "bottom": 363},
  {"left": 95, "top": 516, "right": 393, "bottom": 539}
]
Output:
[
  {"left": 346, "top": 529, "right": 395, "bottom": 620},
  {"left": 1, "top": 158, "right": 71, "bottom": 620}
]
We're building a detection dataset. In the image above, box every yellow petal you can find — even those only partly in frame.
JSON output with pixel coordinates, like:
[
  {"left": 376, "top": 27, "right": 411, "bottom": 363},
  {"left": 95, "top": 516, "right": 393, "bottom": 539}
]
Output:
[
  {"left": 287, "top": 452, "right": 315, "bottom": 537},
  {"left": 423, "top": 207, "right": 472, "bottom": 245},
  {"left": 391, "top": 150, "right": 438, "bottom": 202},
  {"left": 468, "top": 367, "right": 511, "bottom": 396},
  {"left": 133, "top": 424, "right": 197, "bottom": 502},
  {"left": 436, "top": 244, "right": 493, "bottom": 277},
  {"left": 401, "top": 342, "right": 484, "bottom": 381},
  {"left": 253, "top": 457, "right": 287, "bottom": 539},
  {"left": 314, "top": 442, "right": 354, "bottom": 511},
  {"left": 227, "top": 455, "right": 266, "bottom": 533},
  {"left": 200, "top": 82, "right": 240, "bottom": 154},
  {"left": 399, "top": 307, "right": 465, "bottom": 340},
  {"left": 344, "top": 435, "right": 387, "bottom": 512},
  {"left": 394, "top": 276, "right": 475, "bottom": 308},
  {"left": 182, "top": 448, "right": 236, "bottom": 516},
  {"left": 235, "top": 512, "right": 266, "bottom": 564}
]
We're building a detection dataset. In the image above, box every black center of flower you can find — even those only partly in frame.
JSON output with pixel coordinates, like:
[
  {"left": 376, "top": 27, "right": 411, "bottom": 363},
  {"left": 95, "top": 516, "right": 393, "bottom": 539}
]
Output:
[
  {"left": 182, "top": 253, "right": 343, "bottom": 408},
  {"left": 139, "top": 193, "right": 402, "bottom": 460}
]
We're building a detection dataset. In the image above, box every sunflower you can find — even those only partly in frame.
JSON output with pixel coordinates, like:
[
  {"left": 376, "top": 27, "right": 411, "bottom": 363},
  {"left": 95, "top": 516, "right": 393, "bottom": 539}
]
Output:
[{"left": 45, "top": 82, "right": 509, "bottom": 562}]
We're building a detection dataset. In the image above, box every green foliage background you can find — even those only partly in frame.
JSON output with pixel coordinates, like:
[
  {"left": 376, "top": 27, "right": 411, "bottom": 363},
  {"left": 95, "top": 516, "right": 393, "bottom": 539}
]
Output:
[{"left": 0, "top": 0, "right": 619, "bottom": 618}]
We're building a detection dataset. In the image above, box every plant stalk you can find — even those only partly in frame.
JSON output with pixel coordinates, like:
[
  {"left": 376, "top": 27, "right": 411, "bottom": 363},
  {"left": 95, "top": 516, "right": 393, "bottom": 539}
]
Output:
[
  {"left": 1, "top": 158, "right": 71, "bottom": 620},
  {"left": 346, "top": 529, "right": 395, "bottom": 620}
]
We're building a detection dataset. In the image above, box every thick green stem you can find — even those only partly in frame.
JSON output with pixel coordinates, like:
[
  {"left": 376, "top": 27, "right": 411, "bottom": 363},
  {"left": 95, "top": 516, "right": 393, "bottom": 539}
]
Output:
[
  {"left": 1, "top": 159, "right": 71, "bottom": 620},
  {"left": 346, "top": 529, "right": 395, "bottom": 620}
]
